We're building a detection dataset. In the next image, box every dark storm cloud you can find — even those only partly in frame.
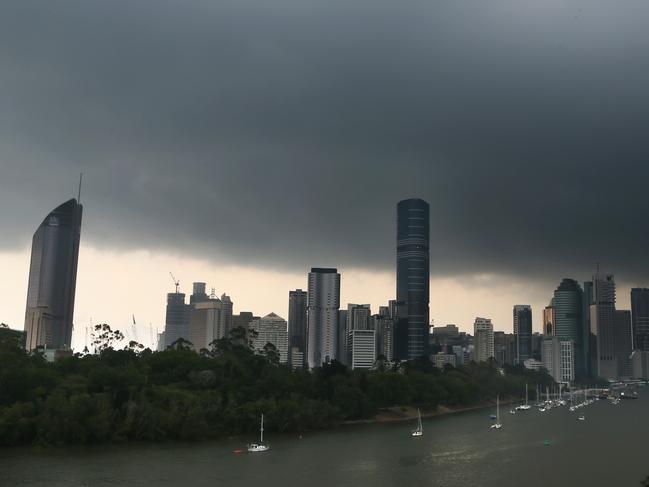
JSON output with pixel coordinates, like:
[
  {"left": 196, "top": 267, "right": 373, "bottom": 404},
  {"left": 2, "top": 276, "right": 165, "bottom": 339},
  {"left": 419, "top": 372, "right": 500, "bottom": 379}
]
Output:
[{"left": 1, "top": 0, "right": 649, "bottom": 283}]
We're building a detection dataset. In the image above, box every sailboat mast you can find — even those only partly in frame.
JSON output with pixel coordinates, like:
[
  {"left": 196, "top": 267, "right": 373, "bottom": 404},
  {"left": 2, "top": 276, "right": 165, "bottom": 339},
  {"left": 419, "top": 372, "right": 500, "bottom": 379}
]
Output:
[
  {"left": 497, "top": 395, "right": 500, "bottom": 423},
  {"left": 260, "top": 414, "right": 264, "bottom": 444}
]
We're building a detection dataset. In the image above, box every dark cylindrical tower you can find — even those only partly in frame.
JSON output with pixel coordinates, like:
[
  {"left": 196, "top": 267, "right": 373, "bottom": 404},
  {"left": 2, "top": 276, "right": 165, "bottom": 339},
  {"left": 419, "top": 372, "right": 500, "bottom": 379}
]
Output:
[{"left": 396, "top": 198, "right": 430, "bottom": 361}]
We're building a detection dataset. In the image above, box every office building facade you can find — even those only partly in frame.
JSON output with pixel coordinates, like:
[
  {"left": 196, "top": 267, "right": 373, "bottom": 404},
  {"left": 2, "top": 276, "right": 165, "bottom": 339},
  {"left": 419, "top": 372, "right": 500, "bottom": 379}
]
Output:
[
  {"left": 553, "top": 279, "right": 584, "bottom": 376},
  {"left": 374, "top": 314, "right": 394, "bottom": 362},
  {"left": 542, "top": 336, "right": 574, "bottom": 383},
  {"left": 288, "top": 289, "right": 308, "bottom": 367},
  {"left": 164, "top": 292, "right": 191, "bottom": 348},
  {"left": 513, "top": 305, "right": 532, "bottom": 364},
  {"left": 347, "top": 329, "right": 376, "bottom": 369},
  {"left": 631, "top": 288, "right": 649, "bottom": 352}
]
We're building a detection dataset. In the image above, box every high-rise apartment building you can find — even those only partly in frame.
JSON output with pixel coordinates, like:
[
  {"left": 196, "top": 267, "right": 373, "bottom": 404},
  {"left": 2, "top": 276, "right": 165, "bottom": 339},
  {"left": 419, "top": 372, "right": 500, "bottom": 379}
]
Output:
[
  {"left": 473, "top": 317, "right": 494, "bottom": 363},
  {"left": 306, "top": 268, "right": 341, "bottom": 368},
  {"left": 250, "top": 312, "right": 289, "bottom": 364},
  {"left": 396, "top": 198, "right": 430, "bottom": 361},
  {"left": 24, "top": 199, "right": 83, "bottom": 351},
  {"left": 513, "top": 305, "right": 532, "bottom": 364},
  {"left": 631, "top": 288, "right": 649, "bottom": 352},
  {"left": 288, "top": 289, "right": 308, "bottom": 367}
]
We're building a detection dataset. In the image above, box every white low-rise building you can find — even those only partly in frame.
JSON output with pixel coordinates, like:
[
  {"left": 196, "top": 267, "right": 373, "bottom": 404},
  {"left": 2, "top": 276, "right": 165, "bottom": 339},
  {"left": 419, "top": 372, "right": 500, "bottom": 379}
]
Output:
[{"left": 432, "top": 352, "right": 456, "bottom": 369}]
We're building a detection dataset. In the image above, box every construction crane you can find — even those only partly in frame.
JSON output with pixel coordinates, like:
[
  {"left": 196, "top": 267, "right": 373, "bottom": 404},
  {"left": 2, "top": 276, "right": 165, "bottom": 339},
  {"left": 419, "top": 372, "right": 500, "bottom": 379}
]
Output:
[
  {"left": 131, "top": 314, "right": 138, "bottom": 343},
  {"left": 169, "top": 272, "right": 180, "bottom": 293}
]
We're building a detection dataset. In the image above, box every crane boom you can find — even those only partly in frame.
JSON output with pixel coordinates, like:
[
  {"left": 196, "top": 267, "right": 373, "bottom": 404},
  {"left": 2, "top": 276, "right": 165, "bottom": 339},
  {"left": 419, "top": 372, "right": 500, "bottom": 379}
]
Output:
[{"left": 169, "top": 272, "right": 180, "bottom": 293}]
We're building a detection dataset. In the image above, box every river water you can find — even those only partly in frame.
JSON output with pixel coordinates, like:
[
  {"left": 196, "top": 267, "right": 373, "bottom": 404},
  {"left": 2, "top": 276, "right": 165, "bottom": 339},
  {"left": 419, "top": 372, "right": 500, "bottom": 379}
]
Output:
[{"left": 2, "top": 391, "right": 647, "bottom": 487}]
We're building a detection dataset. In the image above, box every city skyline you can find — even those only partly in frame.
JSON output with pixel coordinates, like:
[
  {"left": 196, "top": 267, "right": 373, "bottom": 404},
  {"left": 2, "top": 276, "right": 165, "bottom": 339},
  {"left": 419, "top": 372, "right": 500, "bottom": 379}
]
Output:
[
  {"left": 1, "top": 0, "right": 649, "bottom": 483},
  {"left": 2, "top": 1, "right": 649, "bottom": 352},
  {"left": 0, "top": 199, "right": 643, "bottom": 351}
]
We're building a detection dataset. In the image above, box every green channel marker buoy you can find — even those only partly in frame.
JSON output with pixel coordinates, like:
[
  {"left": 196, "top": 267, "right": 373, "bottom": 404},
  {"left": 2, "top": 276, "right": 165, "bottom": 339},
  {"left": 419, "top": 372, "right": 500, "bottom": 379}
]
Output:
[{"left": 544, "top": 439, "right": 552, "bottom": 446}]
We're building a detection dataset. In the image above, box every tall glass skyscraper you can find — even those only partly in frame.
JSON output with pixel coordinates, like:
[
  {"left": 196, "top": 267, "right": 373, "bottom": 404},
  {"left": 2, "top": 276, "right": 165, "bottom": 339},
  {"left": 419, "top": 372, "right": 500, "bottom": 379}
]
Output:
[
  {"left": 24, "top": 199, "right": 83, "bottom": 351},
  {"left": 288, "top": 289, "right": 308, "bottom": 367},
  {"left": 631, "top": 288, "right": 649, "bottom": 352},
  {"left": 513, "top": 305, "right": 532, "bottom": 364},
  {"left": 590, "top": 273, "right": 617, "bottom": 379},
  {"left": 553, "top": 279, "right": 584, "bottom": 377},
  {"left": 396, "top": 198, "right": 430, "bottom": 361}
]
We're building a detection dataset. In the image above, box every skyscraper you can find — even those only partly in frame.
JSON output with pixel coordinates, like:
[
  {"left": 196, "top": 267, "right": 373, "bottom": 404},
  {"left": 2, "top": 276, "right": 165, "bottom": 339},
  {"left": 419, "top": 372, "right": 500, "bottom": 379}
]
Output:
[
  {"left": 473, "top": 317, "right": 494, "bottom": 363},
  {"left": 542, "top": 336, "right": 575, "bottom": 384},
  {"left": 288, "top": 289, "right": 308, "bottom": 367},
  {"left": 337, "top": 309, "right": 348, "bottom": 365},
  {"left": 513, "top": 305, "right": 532, "bottom": 364},
  {"left": 590, "top": 273, "right": 617, "bottom": 379},
  {"left": 164, "top": 291, "right": 191, "bottom": 348},
  {"left": 582, "top": 280, "right": 594, "bottom": 376},
  {"left": 396, "top": 198, "right": 430, "bottom": 361},
  {"left": 614, "top": 310, "right": 633, "bottom": 378},
  {"left": 306, "top": 268, "right": 340, "bottom": 368},
  {"left": 631, "top": 288, "right": 649, "bottom": 352},
  {"left": 190, "top": 282, "right": 209, "bottom": 304},
  {"left": 346, "top": 304, "right": 373, "bottom": 368},
  {"left": 553, "top": 279, "right": 584, "bottom": 377},
  {"left": 346, "top": 304, "right": 371, "bottom": 331},
  {"left": 373, "top": 313, "right": 394, "bottom": 362},
  {"left": 543, "top": 299, "right": 555, "bottom": 336},
  {"left": 24, "top": 199, "right": 83, "bottom": 351},
  {"left": 250, "top": 312, "right": 289, "bottom": 364}
]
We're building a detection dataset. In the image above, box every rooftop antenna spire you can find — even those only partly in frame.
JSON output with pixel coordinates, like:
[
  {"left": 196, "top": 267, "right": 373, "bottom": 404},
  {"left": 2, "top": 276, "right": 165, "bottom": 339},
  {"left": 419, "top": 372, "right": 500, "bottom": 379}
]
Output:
[{"left": 77, "top": 172, "right": 83, "bottom": 204}]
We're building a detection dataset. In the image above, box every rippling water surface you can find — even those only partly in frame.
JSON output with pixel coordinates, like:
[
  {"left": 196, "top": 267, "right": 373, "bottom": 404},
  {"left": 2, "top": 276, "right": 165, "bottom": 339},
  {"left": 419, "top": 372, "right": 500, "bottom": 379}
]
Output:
[{"left": 2, "top": 391, "right": 647, "bottom": 487}]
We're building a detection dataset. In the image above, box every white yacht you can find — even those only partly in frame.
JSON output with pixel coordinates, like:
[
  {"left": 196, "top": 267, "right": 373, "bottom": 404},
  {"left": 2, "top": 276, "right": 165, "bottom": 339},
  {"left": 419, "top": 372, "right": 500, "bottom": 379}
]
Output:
[
  {"left": 491, "top": 396, "right": 502, "bottom": 430},
  {"left": 247, "top": 414, "right": 270, "bottom": 452},
  {"left": 411, "top": 409, "right": 423, "bottom": 437},
  {"left": 517, "top": 384, "right": 531, "bottom": 411}
]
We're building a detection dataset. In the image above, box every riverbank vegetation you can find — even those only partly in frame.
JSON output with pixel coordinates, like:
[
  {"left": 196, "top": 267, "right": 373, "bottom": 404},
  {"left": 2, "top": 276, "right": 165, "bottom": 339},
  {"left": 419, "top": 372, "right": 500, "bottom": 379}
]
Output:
[{"left": 0, "top": 324, "right": 554, "bottom": 447}]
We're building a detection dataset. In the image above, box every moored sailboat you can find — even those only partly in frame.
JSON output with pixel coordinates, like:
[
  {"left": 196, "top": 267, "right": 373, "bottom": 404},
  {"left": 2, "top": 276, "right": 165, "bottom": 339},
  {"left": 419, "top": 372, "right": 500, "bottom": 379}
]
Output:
[
  {"left": 491, "top": 395, "right": 502, "bottom": 429},
  {"left": 411, "top": 408, "right": 423, "bottom": 437},
  {"left": 248, "top": 414, "right": 270, "bottom": 452}
]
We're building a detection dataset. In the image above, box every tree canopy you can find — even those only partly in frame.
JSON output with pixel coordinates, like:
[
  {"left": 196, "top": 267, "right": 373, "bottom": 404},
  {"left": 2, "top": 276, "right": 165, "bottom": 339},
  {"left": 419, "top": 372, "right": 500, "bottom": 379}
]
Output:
[{"left": 0, "top": 324, "right": 553, "bottom": 447}]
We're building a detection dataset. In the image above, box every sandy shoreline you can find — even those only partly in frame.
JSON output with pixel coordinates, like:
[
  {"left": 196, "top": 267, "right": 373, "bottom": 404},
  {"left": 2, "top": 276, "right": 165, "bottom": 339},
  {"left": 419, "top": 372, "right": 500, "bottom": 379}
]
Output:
[{"left": 343, "top": 397, "right": 521, "bottom": 426}]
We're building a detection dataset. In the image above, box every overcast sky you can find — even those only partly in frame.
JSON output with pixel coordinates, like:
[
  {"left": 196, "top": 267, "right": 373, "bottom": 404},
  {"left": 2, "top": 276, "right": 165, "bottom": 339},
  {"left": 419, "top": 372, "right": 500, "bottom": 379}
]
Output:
[{"left": 1, "top": 1, "right": 648, "bottom": 346}]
